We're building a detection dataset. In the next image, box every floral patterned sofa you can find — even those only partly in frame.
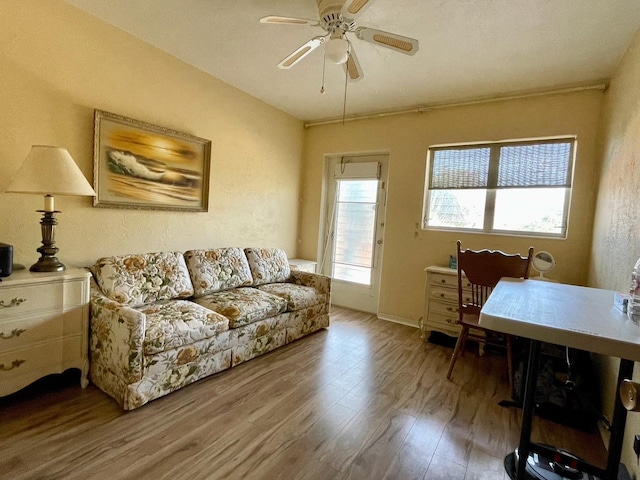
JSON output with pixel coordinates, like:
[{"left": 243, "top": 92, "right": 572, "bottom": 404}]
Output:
[{"left": 89, "top": 247, "right": 330, "bottom": 410}]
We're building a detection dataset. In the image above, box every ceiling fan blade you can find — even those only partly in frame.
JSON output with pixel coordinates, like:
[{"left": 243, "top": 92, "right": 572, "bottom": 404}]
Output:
[
  {"left": 342, "top": 0, "right": 376, "bottom": 17},
  {"left": 277, "top": 36, "right": 326, "bottom": 69},
  {"left": 260, "top": 16, "right": 317, "bottom": 26},
  {"left": 355, "top": 27, "right": 419, "bottom": 55},
  {"left": 344, "top": 46, "right": 364, "bottom": 81}
]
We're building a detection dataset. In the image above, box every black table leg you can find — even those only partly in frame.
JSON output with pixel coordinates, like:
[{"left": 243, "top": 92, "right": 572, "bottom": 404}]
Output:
[
  {"left": 516, "top": 339, "right": 541, "bottom": 479},
  {"left": 605, "top": 358, "right": 634, "bottom": 480}
]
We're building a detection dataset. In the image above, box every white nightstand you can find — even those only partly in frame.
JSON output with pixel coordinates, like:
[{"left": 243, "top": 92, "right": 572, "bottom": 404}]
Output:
[
  {"left": 0, "top": 268, "right": 91, "bottom": 396},
  {"left": 288, "top": 258, "right": 318, "bottom": 273},
  {"left": 422, "top": 266, "right": 485, "bottom": 348}
]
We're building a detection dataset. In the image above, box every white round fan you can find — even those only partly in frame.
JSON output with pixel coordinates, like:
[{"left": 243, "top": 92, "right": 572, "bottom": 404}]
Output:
[{"left": 260, "top": 0, "right": 420, "bottom": 81}]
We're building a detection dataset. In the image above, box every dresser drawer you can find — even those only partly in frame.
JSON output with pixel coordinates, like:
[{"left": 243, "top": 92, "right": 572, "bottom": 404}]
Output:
[
  {"left": 0, "top": 337, "right": 86, "bottom": 396},
  {"left": 0, "top": 282, "right": 63, "bottom": 318},
  {"left": 428, "top": 311, "right": 459, "bottom": 329},
  {"left": 430, "top": 287, "right": 473, "bottom": 304},
  {"left": 430, "top": 273, "right": 472, "bottom": 290},
  {"left": 0, "top": 339, "right": 63, "bottom": 379},
  {"left": 429, "top": 301, "right": 459, "bottom": 317},
  {"left": 0, "top": 308, "right": 85, "bottom": 352}
]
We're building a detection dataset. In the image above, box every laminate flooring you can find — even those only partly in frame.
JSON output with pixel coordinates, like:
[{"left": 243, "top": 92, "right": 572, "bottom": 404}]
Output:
[{"left": 0, "top": 307, "right": 607, "bottom": 480}]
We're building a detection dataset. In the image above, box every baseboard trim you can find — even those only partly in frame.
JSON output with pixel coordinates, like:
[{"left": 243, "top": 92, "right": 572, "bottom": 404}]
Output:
[{"left": 377, "top": 313, "right": 419, "bottom": 328}]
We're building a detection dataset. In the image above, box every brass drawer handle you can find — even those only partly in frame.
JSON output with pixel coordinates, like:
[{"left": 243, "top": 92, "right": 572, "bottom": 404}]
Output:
[
  {"left": 440, "top": 293, "right": 445, "bottom": 297},
  {"left": 0, "top": 328, "right": 26, "bottom": 340},
  {"left": 440, "top": 279, "right": 446, "bottom": 283},
  {"left": 0, "top": 359, "right": 25, "bottom": 371},
  {"left": 0, "top": 297, "right": 26, "bottom": 308}
]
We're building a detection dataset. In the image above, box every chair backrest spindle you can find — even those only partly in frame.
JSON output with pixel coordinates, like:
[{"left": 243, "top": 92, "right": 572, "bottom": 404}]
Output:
[{"left": 456, "top": 240, "right": 533, "bottom": 321}]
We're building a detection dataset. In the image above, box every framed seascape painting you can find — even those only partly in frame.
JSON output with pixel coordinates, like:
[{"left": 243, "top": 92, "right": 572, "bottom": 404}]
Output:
[{"left": 93, "top": 110, "right": 211, "bottom": 211}]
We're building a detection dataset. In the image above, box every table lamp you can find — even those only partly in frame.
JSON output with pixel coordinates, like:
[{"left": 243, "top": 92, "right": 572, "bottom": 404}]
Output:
[{"left": 5, "top": 145, "right": 96, "bottom": 272}]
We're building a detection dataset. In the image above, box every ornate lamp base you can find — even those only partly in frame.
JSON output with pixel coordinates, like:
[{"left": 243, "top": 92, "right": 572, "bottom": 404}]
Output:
[{"left": 30, "top": 210, "right": 66, "bottom": 272}]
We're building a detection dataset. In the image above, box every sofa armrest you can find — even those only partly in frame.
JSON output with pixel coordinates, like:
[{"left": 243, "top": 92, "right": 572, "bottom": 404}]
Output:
[
  {"left": 90, "top": 277, "right": 146, "bottom": 384},
  {"left": 290, "top": 271, "right": 331, "bottom": 299}
]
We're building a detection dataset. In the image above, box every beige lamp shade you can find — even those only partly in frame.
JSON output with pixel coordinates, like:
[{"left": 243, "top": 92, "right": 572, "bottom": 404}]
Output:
[{"left": 6, "top": 145, "right": 96, "bottom": 197}]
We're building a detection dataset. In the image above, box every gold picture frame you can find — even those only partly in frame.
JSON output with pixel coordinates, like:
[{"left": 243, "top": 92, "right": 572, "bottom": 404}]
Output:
[{"left": 93, "top": 110, "right": 211, "bottom": 211}]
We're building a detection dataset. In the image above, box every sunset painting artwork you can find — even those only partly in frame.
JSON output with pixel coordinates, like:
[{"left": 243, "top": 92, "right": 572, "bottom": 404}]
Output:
[{"left": 93, "top": 110, "right": 211, "bottom": 211}]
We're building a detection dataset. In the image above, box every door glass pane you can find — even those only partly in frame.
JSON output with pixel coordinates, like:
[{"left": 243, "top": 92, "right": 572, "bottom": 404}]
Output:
[{"left": 332, "top": 179, "right": 378, "bottom": 285}]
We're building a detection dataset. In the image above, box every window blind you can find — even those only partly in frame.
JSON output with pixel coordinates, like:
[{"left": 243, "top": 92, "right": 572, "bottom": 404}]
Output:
[
  {"left": 429, "top": 140, "right": 573, "bottom": 190},
  {"left": 498, "top": 142, "right": 572, "bottom": 188},
  {"left": 429, "top": 148, "right": 490, "bottom": 189}
]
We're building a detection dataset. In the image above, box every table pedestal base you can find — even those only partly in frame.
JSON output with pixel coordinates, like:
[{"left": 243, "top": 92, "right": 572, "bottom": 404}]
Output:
[{"left": 510, "top": 339, "right": 634, "bottom": 480}]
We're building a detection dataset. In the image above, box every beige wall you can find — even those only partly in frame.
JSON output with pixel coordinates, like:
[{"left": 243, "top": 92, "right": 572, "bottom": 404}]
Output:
[
  {"left": 590, "top": 28, "right": 640, "bottom": 474},
  {"left": 0, "top": 0, "right": 304, "bottom": 269},
  {"left": 300, "top": 91, "right": 603, "bottom": 323}
]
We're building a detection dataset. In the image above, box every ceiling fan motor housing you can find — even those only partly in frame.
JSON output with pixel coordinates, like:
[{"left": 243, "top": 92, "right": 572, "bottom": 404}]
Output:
[{"left": 317, "top": 0, "right": 355, "bottom": 34}]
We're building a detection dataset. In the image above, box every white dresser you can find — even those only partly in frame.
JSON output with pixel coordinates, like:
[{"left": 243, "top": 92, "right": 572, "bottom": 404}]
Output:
[
  {"left": 0, "top": 268, "right": 91, "bottom": 396},
  {"left": 288, "top": 258, "right": 317, "bottom": 273},
  {"left": 421, "top": 266, "right": 484, "bottom": 343}
]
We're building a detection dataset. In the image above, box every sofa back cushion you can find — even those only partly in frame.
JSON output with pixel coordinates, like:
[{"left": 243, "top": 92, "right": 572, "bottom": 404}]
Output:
[
  {"left": 93, "top": 251, "right": 194, "bottom": 307},
  {"left": 184, "top": 247, "right": 253, "bottom": 297},
  {"left": 244, "top": 248, "right": 291, "bottom": 286}
]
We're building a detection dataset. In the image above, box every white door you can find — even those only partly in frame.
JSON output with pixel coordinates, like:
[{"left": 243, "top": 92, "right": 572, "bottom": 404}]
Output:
[{"left": 319, "top": 154, "right": 388, "bottom": 313}]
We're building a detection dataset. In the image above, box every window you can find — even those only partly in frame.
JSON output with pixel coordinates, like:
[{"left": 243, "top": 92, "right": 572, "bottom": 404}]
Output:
[{"left": 422, "top": 138, "right": 575, "bottom": 237}]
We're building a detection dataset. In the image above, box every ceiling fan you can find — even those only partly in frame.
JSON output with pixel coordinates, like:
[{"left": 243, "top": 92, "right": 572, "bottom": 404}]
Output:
[{"left": 260, "top": 0, "right": 419, "bottom": 82}]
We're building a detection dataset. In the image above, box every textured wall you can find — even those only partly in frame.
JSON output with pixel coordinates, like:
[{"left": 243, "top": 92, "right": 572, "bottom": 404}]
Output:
[
  {"left": 300, "top": 91, "right": 603, "bottom": 324},
  {"left": 589, "top": 28, "right": 640, "bottom": 474},
  {"left": 0, "top": 0, "right": 304, "bottom": 269}
]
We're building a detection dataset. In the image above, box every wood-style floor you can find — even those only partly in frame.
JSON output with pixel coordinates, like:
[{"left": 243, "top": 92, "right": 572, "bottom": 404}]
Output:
[{"left": 0, "top": 307, "right": 606, "bottom": 480}]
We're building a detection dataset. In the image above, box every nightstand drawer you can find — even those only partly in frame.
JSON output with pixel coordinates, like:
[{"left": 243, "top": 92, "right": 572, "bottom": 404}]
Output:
[
  {"left": 0, "top": 283, "right": 63, "bottom": 318},
  {"left": 0, "top": 340, "right": 63, "bottom": 377},
  {"left": 430, "top": 287, "right": 472, "bottom": 304},
  {"left": 430, "top": 273, "right": 472, "bottom": 289},
  {"left": 429, "top": 311, "right": 459, "bottom": 329},
  {"left": 429, "top": 301, "right": 459, "bottom": 317},
  {"left": 0, "top": 308, "right": 84, "bottom": 352}
]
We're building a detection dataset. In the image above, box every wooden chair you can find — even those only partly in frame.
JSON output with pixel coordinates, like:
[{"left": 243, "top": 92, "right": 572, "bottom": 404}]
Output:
[{"left": 446, "top": 240, "right": 533, "bottom": 387}]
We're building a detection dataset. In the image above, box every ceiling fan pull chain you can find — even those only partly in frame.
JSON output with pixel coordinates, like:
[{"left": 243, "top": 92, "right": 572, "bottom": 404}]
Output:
[
  {"left": 342, "top": 48, "right": 350, "bottom": 124},
  {"left": 321, "top": 51, "right": 327, "bottom": 94}
]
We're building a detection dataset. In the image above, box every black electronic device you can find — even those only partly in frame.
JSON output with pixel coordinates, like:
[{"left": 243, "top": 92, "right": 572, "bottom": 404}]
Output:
[
  {"left": 506, "top": 445, "right": 630, "bottom": 480},
  {"left": 0, "top": 243, "right": 12, "bottom": 278}
]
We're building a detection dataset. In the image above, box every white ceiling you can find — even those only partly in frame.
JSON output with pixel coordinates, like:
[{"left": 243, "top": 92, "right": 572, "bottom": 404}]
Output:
[{"left": 65, "top": 0, "right": 640, "bottom": 122}]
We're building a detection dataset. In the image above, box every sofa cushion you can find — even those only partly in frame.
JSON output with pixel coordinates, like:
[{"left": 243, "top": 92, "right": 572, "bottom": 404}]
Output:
[
  {"left": 193, "top": 287, "right": 287, "bottom": 329},
  {"left": 184, "top": 247, "right": 253, "bottom": 297},
  {"left": 257, "top": 283, "right": 326, "bottom": 311},
  {"left": 93, "top": 251, "right": 194, "bottom": 307},
  {"left": 137, "top": 299, "right": 229, "bottom": 355},
  {"left": 244, "top": 248, "right": 291, "bottom": 286}
]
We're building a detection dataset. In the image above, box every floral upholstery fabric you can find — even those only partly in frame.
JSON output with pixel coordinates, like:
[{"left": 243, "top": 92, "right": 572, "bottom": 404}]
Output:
[
  {"left": 93, "top": 251, "right": 193, "bottom": 307},
  {"left": 138, "top": 299, "right": 229, "bottom": 355},
  {"left": 257, "top": 283, "right": 326, "bottom": 310},
  {"left": 232, "top": 329, "right": 286, "bottom": 367},
  {"left": 194, "top": 287, "right": 287, "bottom": 329},
  {"left": 184, "top": 247, "right": 253, "bottom": 297},
  {"left": 291, "top": 270, "right": 331, "bottom": 298},
  {"left": 287, "top": 304, "right": 330, "bottom": 343},
  {"left": 244, "top": 248, "right": 291, "bottom": 286},
  {"left": 89, "top": 248, "right": 332, "bottom": 411},
  {"left": 90, "top": 279, "right": 146, "bottom": 384},
  {"left": 229, "top": 314, "right": 288, "bottom": 348}
]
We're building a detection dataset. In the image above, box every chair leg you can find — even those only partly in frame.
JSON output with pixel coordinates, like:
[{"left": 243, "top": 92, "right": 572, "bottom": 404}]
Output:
[
  {"left": 447, "top": 325, "right": 469, "bottom": 380},
  {"left": 506, "top": 334, "right": 514, "bottom": 392}
]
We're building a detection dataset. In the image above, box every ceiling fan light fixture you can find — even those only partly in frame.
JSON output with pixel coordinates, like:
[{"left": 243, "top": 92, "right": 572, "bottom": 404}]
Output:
[{"left": 325, "top": 37, "right": 350, "bottom": 64}]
